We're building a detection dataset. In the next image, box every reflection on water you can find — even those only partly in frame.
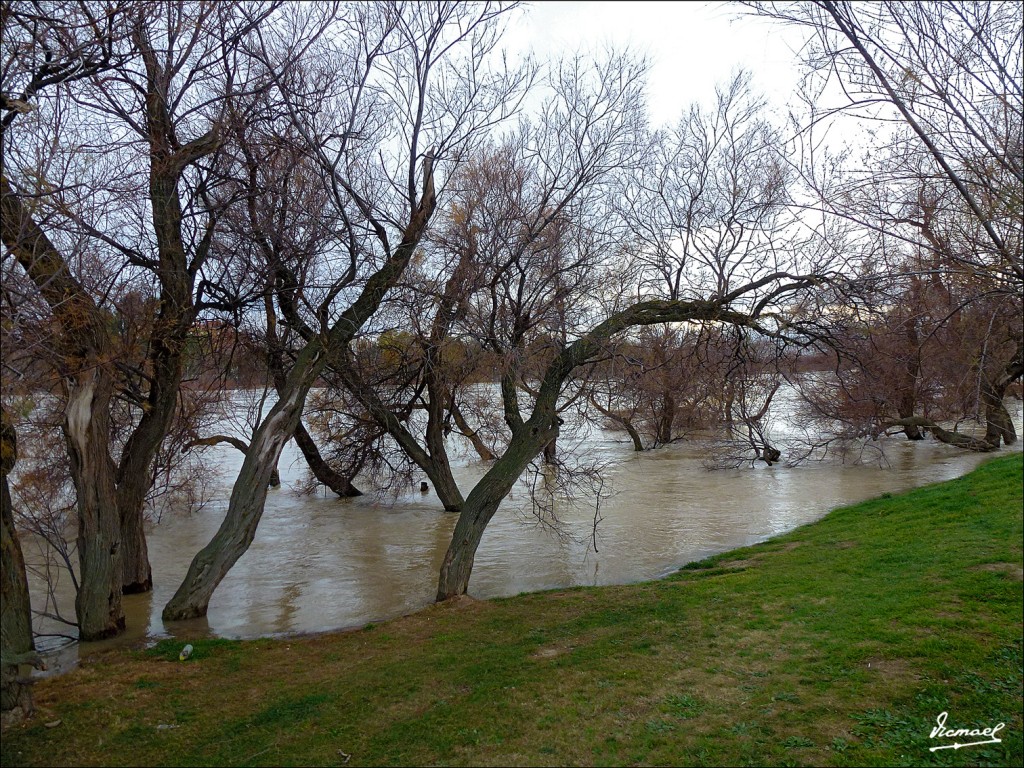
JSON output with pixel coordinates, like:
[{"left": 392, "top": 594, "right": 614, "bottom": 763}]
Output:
[{"left": 25, "top": 398, "right": 1023, "bottom": 673}]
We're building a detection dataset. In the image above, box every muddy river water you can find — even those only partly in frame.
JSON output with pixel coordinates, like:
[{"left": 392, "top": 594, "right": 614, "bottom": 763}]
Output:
[{"left": 26, "top": 396, "right": 1022, "bottom": 672}]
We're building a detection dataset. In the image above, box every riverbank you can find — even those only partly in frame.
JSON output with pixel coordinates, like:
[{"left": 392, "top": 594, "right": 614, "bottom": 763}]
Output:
[{"left": 3, "top": 454, "right": 1021, "bottom": 767}]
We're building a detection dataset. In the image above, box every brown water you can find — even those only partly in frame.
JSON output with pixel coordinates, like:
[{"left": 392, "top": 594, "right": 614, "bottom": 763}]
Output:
[{"left": 26, "top": 395, "right": 1022, "bottom": 674}]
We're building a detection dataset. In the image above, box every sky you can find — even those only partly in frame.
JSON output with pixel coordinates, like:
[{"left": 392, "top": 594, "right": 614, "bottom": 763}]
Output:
[{"left": 500, "top": 1, "right": 810, "bottom": 128}]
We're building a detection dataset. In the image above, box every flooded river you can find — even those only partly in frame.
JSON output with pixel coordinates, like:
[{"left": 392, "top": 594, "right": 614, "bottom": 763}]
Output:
[{"left": 25, "top": 395, "right": 1023, "bottom": 672}]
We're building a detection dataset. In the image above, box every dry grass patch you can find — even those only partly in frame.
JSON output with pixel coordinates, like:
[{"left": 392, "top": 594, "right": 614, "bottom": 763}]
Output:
[{"left": 969, "top": 562, "right": 1024, "bottom": 580}]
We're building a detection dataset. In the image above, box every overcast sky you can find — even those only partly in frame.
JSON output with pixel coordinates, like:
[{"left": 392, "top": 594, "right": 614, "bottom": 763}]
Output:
[{"left": 500, "top": 1, "right": 810, "bottom": 128}]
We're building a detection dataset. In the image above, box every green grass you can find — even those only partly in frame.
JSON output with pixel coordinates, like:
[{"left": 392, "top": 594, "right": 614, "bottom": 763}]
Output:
[{"left": 2, "top": 454, "right": 1021, "bottom": 767}]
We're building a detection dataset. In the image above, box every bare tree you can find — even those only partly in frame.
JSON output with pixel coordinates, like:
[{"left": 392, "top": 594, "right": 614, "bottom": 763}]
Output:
[
  {"left": 313, "top": 46, "right": 649, "bottom": 512},
  {"left": 435, "top": 72, "right": 830, "bottom": 599},
  {"left": 2, "top": 0, "right": 274, "bottom": 639},
  {"left": 748, "top": 0, "right": 1023, "bottom": 450},
  {"left": 162, "top": 0, "right": 528, "bottom": 621}
]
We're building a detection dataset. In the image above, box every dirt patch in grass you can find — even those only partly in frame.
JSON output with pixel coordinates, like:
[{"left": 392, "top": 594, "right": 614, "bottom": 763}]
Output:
[
  {"left": 717, "top": 558, "right": 757, "bottom": 569},
  {"left": 530, "top": 644, "right": 573, "bottom": 659},
  {"left": 862, "top": 657, "right": 917, "bottom": 679},
  {"left": 969, "top": 562, "right": 1024, "bottom": 580}
]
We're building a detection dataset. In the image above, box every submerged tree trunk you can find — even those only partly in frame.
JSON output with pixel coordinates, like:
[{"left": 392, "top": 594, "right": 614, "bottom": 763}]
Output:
[
  {"left": 656, "top": 392, "right": 676, "bottom": 445},
  {"left": 589, "top": 397, "right": 645, "bottom": 451},
  {"left": 162, "top": 341, "right": 327, "bottom": 621},
  {"left": 983, "top": 381, "right": 1017, "bottom": 447},
  {"left": 114, "top": 280, "right": 193, "bottom": 595},
  {"left": 164, "top": 150, "right": 437, "bottom": 620},
  {"left": 436, "top": 299, "right": 770, "bottom": 601},
  {"left": 118, "top": 504, "right": 151, "bottom": 595},
  {"left": 897, "top": 397, "right": 924, "bottom": 440},
  {"left": 437, "top": 416, "right": 558, "bottom": 600},
  {"left": 266, "top": 307, "right": 362, "bottom": 498},
  {"left": 112, "top": 26, "right": 222, "bottom": 596},
  {"left": 291, "top": 421, "right": 364, "bottom": 497},
  {"left": 881, "top": 416, "right": 999, "bottom": 452},
  {"left": 542, "top": 439, "right": 557, "bottom": 464},
  {"left": 898, "top": 317, "right": 925, "bottom": 440},
  {"left": 335, "top": 358, "right": 466, "bottom": 511},
  {"left": 982, "top": 343, "right": 1021, "bottom": 447},
  {"left": 1, "top": 408, "right": 39, "bottom": 722}
]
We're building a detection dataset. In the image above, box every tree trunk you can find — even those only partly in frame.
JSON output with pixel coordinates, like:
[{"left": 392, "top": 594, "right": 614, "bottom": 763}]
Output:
[
  {"left": 118, "top": 505, "right": 152, "bottom": 594},
  {"left": 291, "top": 421, "right": 363, "bottom": 497},
  {"left": 114, "top": 318, "right": 189, "bottom": 594},
  {"left": 436, "top": 298, "right": 779, "bottom": 600},
  {"left": 335, "top": 357, "right": 465, "bottom": 511},
  {"left": 162, "top": 342, "right": 326, "bottom": 621},
  {"left": 437, "top": 416, "right": 557, "bottom": 600},
  {"left": 65, "top": 369, "right": 125, "bottom": 641},
  {"left": 114, "top": 326, "right": 186, "bottom": 595},
  {"left": 983, "top": 379, "right": 1017, "bottom": 447},
  {"left": 589, "top": 397, "right": 645, "bottom": 451},
  {"left": 112, "top": 29, "right": 220, "bottom": 597},
  {"left": 881, "top": 416, "right": 999, "bottom": 452},
  {"left": 656, "top": 392, "right": 676, "bottom": 445},
  {"left": 543, "top": 437, "right": 557, "bottom": 464},
  {"left": 898, "top": 315, "right": 925, "bottom": 440},
  {"left": 165, "top": 148, "right": 436, "bottom": 619},
  {"left": 266, "top": 305, "right": 363, "bottom": 498},
  {"left": 897, "top": 398, "right": 924, "bottom": 440},
  {"left": 3, "top": 175, "right": 126, "bottom": 638},
  {"left": 429, "top": 457, "right": 465, "bottom": 513},
  {"left": 1, "top": 408, "right": 38, "bottom": 721}
]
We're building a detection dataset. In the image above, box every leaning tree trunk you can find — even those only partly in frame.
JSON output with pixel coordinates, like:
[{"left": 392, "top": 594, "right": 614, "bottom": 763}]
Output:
[
  {"left": 163, "top": 144, "right": 436, "bottom": 621},
  {"left": 437, "top": 416, "right": 558, "bottom": 600},
  {"left": 425, "top": 379, "right": 466, "bottom": 510},
  {"left": 162, "top": 342, "right": 326, "bottom": 621},
  {"left": 291, "top": 421, "right": 364, "bottom": 497},
  {"left": 882, "top": 416, "right": 999, "bottom": 452},
  {"left": 436, "top": 299, "right": 763, "bottom": 601},
  {"left": 335, "top": 357, "right": 466, "bottom": 511},
  {"left": 268, "top": 318, "right": 363, "bottom": 498},
  {"left": 589, "top": 397, "right": 645, "bottom": 452},
  {"left": 1, "top": 408, "right": 38, "bottom": 722},
  {"left": 451, "top": 402, "right": 497, "bottom": 461}
]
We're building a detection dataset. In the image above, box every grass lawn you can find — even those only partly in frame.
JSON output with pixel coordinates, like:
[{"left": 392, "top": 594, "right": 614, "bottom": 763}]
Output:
[{"left": 2, "top": 453, "right": 1021, "bottom": 767}]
